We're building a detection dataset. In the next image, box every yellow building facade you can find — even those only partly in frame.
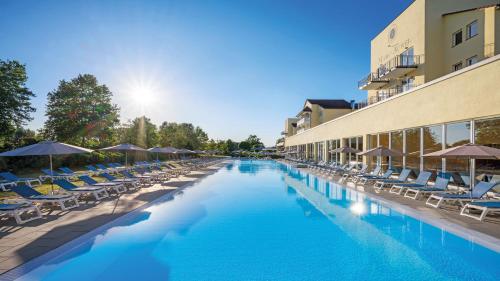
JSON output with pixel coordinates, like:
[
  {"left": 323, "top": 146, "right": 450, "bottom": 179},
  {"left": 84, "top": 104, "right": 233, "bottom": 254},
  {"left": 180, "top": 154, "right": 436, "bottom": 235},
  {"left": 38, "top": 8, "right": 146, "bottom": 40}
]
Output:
[{"left": 284, "top": 0, "right": 500, "bottom": 183}]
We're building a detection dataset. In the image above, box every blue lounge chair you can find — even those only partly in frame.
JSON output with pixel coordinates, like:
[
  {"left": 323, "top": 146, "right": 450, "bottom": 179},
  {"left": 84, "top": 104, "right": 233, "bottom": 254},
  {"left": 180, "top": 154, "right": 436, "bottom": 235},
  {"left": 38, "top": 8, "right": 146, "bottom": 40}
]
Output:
[
  {"left": 121, "top": 170, "right": 152, "bottom": 184},
  {"left": 373, "top": 169, "right": 411, "bottom": 191},
  {"left": 0, "top": 201, "right": 42, "bottom": 224},
  {"left": 351, "top": 166, "right": 381, "bottom": 184},
  {"left": 53, "top": 179, "right": 109, "bottom": 201},
  {"left": 404, "top": 176, "right": 450, "bottom": 200},
  {"left": 358, "top": 169, "right": 393, "bottom": 185},
  {"left": 78, "top": 175, "right": 127, "bottom": 194},
  {"left": 460, "top": 200, "right": 500, "bottom": 221},
  {"left": 99, "top": 173, "right": 139, "bottom": 190},
  {"left": 40, "top": 169, "right": 74, "bottom": 181},
  {"left": 59, "top": 167, "right": 89, "bottom": 177},
  {"left": 0, "top": 172, "right": 41, "bottom": 188},
  {"left": 389, "top": 171, "right": 432, "bottom": 195},
  {"left": 341, "top": 164, "right": 368, "bottom": 183},
  {"left": 10, "top": 185, "right": 79, "bottom": 210},
  {"left": 426, "top": 181, "right": 499, "bottom": 209}
]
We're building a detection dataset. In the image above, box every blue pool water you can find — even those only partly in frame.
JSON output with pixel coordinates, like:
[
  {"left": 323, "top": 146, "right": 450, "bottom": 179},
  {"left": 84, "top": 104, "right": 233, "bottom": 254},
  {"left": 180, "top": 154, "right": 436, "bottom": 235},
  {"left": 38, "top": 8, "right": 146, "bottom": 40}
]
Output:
[{"left": 8, "top": 160, "right": 500, "bottom": 280}]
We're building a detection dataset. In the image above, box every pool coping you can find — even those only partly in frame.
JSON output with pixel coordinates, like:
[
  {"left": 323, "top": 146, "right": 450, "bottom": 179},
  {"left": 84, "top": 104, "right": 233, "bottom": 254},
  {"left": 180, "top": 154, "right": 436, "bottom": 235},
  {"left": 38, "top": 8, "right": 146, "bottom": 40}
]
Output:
[
  {"left": 0, "top": 163, "right": 227, "bottom": 281},
  {"left": 289, "top": 165, "right": 500, "bottom": 254}
]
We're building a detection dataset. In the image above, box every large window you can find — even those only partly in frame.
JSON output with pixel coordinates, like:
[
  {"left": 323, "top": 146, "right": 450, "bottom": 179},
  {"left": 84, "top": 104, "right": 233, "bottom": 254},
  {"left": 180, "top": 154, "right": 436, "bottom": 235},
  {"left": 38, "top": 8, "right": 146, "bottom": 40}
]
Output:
[
  {"left": 475, "top": 118, "right": 500, "bottom": 177},
  {"left": 466, "top": 20, "right": 478, "bottom": 39},
  {"left": 390, "top": 131, "right": 403, "bottom": 172},
  {"left": 349, "top": 137, "right": 357, "bottom": 163},
  {"left": 357, "top": 136, "right": 363, "bottom": 163},
  {"left": 405, "top": 128, "right": 420, "bottom": 176},
  {"left": 379, "top": 133, "right": 389, "bottom": 168},
  {"left": 423, "top": 125, "right": 442, "bottom": 174},
  {"left": 466, "top": 55, "right": 478, "bottom": 67},
  {"left": 368, "top": 134, "right": 378, "bottom": 169},
  {"left": 446, "top": 122, "right": 471, "bottom": 185},
  {"left": 453, "top": 62, "right": 463, "bottom": 72}
]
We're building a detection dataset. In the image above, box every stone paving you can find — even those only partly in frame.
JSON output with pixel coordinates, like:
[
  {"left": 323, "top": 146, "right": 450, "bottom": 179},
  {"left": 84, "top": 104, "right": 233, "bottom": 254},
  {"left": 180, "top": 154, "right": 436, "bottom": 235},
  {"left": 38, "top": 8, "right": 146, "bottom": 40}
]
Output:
[{"left": 0, "top": 163, "right": 225, "bottom": 275}]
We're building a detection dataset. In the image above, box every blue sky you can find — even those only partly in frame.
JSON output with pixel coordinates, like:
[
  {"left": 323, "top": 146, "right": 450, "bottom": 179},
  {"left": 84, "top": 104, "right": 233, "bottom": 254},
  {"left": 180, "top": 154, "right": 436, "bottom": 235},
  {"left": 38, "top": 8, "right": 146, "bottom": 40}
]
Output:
[{"left": 0, "top": 0, "right": 413, "bottom": 146}]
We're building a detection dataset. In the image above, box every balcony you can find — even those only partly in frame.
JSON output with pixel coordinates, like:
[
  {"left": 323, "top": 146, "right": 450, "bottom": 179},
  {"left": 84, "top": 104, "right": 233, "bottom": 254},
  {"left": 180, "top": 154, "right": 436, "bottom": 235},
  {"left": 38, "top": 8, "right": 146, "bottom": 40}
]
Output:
[
  {"left": 358, "top": 72, "right": 389, "bottom": 90},
  {"left": 378, "top": 54, "right": 422, "bottom": 79},
  {"left": 357, "top": 83, "right": 420, "bottom": 109},
  {"left": 296, "top": 116, "right": 310, "bottom": 128},
  {"left": 358, "top": 55, "right": 423, "bottom": 90}
]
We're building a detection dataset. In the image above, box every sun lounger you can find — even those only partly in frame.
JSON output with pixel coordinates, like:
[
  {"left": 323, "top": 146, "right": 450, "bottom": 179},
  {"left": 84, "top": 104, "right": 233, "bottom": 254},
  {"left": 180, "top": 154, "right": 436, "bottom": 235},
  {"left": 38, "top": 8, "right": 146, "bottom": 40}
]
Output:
[
  {"left": 373, "top": 169, "right": 411, "bottom": 191},
  {"left": 389, "top": 171, "right": 432, "bottom": 195},
  {"left": 426, "top": 181, "right": 499, "bottom": 208},
  {"left": 340, "top": 164, "right": 367, "bottom": 183},
  {"left": 53, "top": 179, "right": 109, "bottom": 201},
  {"left": 0, "top": 201, "right": 42, "bottom": 224},
  {"left": 78, "top": 175, "right": 127, "bottom": 194},
  {"left": 99, "top": 173, "right": 140, "bottom": 190},
  {"left": 404, "top": 176, "right": 450, "bottom": 200},
  {"left": 121, "top": 171, "right": 152, "bottom": 185},
  {"left": 10, "top": 185, "right": 79, "bottom": 211},
  {"left": 460, "top": 200, "right": 500, "bottom": 221},
  {"left": 40, "top": 169, "right": 74, "bottom": 181},
  {"left": 0, "top": 172, "right": 42, "bottom": 188},
  {"left": 351, "top": 166, "right": 381, "bottom": 184},
  {"left": 0, "top": 180, "right": 16, "bottom": 192},
  {"left": 59, "top": 167, "right": 89, "bottom": 177},
  {"left": 96, "top": 164, "right": 115, "bottom": 173},
  {"left": 358, "top": 169, "right": 393, "bottom": 185}
]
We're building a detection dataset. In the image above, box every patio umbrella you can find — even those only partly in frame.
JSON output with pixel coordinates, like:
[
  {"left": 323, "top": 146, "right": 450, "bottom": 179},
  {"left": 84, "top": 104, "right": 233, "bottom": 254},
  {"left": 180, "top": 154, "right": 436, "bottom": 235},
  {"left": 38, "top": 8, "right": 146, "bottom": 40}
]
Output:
[
  {"left": 357, "top": 146, "right": 403, "bottom": 157},
  {"left": 0, "top": 140, "right": 93, "bottom": 193},
  {"left": 329, "top": 147, "right": 360, "bottom": 154},
  {"left": 100, "top": 143, "right": 146, "bottom": 166},
  {"left": 148, "top": 147, "right": 179, "bottom": 161},
  {"left": 423, "top": 143, "right": 500, "bottom": 189}
]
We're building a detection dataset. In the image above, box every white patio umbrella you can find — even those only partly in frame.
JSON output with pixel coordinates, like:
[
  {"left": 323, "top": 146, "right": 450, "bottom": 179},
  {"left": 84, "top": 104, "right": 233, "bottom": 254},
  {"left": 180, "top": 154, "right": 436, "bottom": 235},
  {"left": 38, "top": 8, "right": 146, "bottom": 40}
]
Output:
[
  {"left": 0, "top": 140, "right": 93, "bottom": 193},
  {"left": 100, "top": 143, "right": 146, "bottom": 166}
]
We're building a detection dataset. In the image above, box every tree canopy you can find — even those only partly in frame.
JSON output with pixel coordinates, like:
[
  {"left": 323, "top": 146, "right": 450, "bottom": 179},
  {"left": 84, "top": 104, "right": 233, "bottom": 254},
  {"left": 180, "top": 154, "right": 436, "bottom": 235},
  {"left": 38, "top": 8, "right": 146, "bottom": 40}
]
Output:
[
  {"left": 42, "top": 74, "right": 120, "bottom": 148},
  {"left": 0, "top": 60, "right": 35, "bottom": 148},
  {"left": 118, "top": 116, "right": 158, "bottom": 148},
  {"left": 239, "top": 134, "right": 264, "bottom": 151},
  {"left": 158, "top": 122, "right": 208, "bottom": 150}
]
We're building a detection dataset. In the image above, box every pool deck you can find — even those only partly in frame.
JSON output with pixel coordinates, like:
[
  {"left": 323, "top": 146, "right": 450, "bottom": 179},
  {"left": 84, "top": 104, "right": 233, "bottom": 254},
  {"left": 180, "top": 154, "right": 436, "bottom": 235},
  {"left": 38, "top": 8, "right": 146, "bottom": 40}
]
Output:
[
  {"left": 299, "top": 166, "right": 500, "bottom": 250},
  {"left": 0, "top": 162, "right": 226, "bottom": 275}
]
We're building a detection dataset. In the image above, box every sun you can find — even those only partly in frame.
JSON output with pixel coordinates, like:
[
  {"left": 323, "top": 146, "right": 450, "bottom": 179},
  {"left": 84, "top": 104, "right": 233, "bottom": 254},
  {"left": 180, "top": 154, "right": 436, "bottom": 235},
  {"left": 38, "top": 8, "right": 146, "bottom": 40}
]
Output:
[{"left": 130, "top": 83, "right": 155, "bottom": 107}]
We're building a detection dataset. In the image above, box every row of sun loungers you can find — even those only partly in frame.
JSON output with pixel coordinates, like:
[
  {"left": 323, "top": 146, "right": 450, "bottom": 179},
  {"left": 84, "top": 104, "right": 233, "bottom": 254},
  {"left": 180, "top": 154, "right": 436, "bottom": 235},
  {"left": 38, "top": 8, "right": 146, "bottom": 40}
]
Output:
[
  {"left": 0, "top": 158, "right": 222, "bottom": 224},
  {"left": 289, "top": 159, "right": 500, "bottom": 222}
]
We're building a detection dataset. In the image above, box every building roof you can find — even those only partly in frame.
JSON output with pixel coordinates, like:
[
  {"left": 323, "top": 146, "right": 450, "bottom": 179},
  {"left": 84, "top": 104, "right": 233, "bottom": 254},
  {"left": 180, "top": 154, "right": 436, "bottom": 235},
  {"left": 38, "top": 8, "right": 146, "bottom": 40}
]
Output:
[
  {"left": 305, "top": 99, "right": 352, "bottom": 109},
  {"left": 442, "top": 4, "right": 499, "bottom": 17}
]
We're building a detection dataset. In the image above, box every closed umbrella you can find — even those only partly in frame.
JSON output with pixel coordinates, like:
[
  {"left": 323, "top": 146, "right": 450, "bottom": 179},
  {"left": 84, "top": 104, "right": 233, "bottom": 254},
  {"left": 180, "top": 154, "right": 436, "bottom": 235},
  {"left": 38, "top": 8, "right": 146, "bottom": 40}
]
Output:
[
  {"left": 0, "top": 140, "right": 93, "bottom": 193},
  {"left": 100, "top": 143, "right": 146, "bottom": 166},
  {"left": 423, "top": 143, "right": 500, "bottom": 190}
]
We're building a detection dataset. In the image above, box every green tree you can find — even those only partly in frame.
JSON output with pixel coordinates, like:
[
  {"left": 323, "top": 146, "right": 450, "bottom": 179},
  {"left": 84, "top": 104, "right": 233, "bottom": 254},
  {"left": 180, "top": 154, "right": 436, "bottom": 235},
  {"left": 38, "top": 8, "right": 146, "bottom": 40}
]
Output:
[
  {"left": 239, "top": 135, "right": 264, "bottom": 151},
  {"left": 42, "top": 74, "right": 120, "bottom": 147},
  {"left": 0, "top": 60, "right": 35, "bottom": 148},
  {"left": 119, "top": 116, "right": 158, "bottom": 148},
  {"left": 158, "top": 122, "right": 208, "bottom": 149}
]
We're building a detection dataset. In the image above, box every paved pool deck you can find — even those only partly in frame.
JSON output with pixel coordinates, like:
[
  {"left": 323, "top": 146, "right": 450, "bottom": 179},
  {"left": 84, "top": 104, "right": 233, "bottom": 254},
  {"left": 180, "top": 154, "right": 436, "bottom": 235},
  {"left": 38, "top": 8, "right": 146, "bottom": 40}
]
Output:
[
  {"left": 0, "top": 162, "right": 226, "bottom": 275},
  {"left": 300, "top": 166, "right": 500, "bottom": 250}
]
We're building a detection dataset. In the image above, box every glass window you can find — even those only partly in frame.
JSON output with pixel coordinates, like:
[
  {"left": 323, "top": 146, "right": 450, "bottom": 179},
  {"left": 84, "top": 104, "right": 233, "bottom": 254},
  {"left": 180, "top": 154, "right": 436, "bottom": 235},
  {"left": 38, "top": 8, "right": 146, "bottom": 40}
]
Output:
[
  {"left": 405, "top": 128, "right": 420, "bottom": 176},
  {"left": 390, "top": 131, "right": 403, "bottom": 172},
  {"left": 475, "top": 118, "right": 500, "bottom": 177},
  {"left": 357, "top": 136, "right": 363, "bottom": 163},
  {"left": 379, "top": 133, "right": 389, "bottom": 169},
  {"left": 368, "top": 134, "right": 378, "bottom": 169},
  {"left": 400, "top": 47, "right": 414, "bottom": 66},
  {"left": 466, "top": 20, "right": 478, "bottom": 39},
  {"left": 453, "top": 62, "right": 463, "bottom": 72},
  {"left": 446, "top": 122, "right": 471, "bottom": 186},
  {"left": 452, "top": 29, "right": 462, "bottom": 47},
  {"left": 466, "top": 55, "right": 478, "bottom": 66},
  {"left": 423, "top": 125, "right": 443, "bottom": 174},
  {"left": 349, "top": 137, "right": 357, "bottom": 163}
]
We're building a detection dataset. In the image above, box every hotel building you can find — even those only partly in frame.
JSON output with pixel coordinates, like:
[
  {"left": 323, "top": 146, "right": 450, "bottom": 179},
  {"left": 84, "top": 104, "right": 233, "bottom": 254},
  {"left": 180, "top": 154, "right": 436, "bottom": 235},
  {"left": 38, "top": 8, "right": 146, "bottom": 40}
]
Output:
[{"left": 283, "top": 0, "right": 500, "bottom": 184}]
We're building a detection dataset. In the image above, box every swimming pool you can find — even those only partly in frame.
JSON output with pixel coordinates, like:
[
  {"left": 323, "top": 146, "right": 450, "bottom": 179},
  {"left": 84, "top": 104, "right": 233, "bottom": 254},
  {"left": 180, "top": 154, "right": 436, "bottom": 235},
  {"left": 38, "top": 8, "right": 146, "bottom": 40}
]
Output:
[{"left": 4, "top": 160, "right": 500, "bottom": 280}]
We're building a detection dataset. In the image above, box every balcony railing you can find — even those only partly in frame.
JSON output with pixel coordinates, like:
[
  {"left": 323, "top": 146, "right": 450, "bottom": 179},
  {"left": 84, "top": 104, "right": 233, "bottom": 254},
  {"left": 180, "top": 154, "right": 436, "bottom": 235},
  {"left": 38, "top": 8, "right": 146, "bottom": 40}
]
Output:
[
  {"left": 296, "top": 117, "right": 310, "bottom": 128},
  {"left": 357, "top": 72, "right": 389, "bottom": 89},
  {"left": 356, "top": 83, "right": 421, "bottom": 109},
  {"left": 358, "top": 54, "right": 423, "bottom": 90}
]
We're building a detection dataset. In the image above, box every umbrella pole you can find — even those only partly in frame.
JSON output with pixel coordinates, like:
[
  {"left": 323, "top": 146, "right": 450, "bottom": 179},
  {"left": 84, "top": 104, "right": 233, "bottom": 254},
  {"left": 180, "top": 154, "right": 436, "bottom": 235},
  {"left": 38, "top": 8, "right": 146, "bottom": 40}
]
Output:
[
  {"left": 125, "top": 151, "right": 128, "bottom": 167},
  {"left": 49, "top": 154, "right": 54, "bottom": 195}
]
